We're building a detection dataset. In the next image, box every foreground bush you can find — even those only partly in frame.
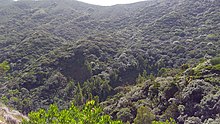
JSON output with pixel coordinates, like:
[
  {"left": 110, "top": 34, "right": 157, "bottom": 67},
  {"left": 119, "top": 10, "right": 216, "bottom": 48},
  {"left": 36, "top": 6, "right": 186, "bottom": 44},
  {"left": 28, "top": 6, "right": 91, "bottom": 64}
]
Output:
[{"left": 22, "top": 100, "right": 122, "bottom": 124}]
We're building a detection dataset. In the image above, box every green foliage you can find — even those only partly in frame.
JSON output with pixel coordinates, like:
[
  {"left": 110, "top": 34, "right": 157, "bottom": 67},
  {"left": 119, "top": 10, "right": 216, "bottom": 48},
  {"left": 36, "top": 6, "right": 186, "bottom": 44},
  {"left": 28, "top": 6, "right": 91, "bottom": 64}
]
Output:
[
  {"left": 210, "top": 57, "right": 220, "bottom": 65},
  {"left": 206, "top": 64, "right": 220, "bottom": 71},
  {"left": 22, "top": 100, "right": 122, "bottom": 124},
  {"left": 82, "top": 76, "right": 112, "bottom": 101},
  {"left": 136, "top": 70, "right": 148, "bottom": 84},
  {"left": 192, "top": 62, "right": 206, "bottom": 76},
  {"left": 134, "top": 106, "right": 155, "bottom": 124},
  {"left": 152, "top": 118, "right": 176, "bottom": 124},
  {"left": 74, "top": 83, "right": 84, "bottom": 105},
  {"left": 0, "top": 61, "right": 10, "bottom": 73},
  {"left": 181, "top": 64, "right": 190, "bottom": 70},
  {"left": 206, "top": 34, "right": 218, "bottom": 41},
  {"left": 1, "top": 96, "right": 9, "bottom": 104},
  {"left": 192, "top": 57, "right": 220, "bottom": 75},
  {"left": 212, "top": 64, "right": 220, "bottom": 71},
  {"left": 149, "top": 73, "right": 156, "bottom": 81},
  {"left": 1, "top": 0, "right": 220, "bottom": 122},
  {"left": 163, "top": 104, "right": 179, "bottom": 119},
  {"left": 136, "top": 74, "right": 144, "bottom": 84},
  {"left": 157, "top": 68, "right": 182, "bottom": 77},
  {"left": 116, "top": 108, "right": 133, "bottom": 122},
  {"left": 158, "top": 68, "right": 167, "bottom": 77},
  {"left": 204, "top": 77, "right": 220, "bottom": 85}
]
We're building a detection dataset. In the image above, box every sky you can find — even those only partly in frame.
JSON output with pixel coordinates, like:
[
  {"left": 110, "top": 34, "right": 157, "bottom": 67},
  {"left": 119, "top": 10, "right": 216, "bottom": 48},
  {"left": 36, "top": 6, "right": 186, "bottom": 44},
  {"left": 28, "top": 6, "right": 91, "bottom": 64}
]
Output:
[
  {"left": 13, "top": 0, "right": 146, "bottom": 6},
  {"left": 77, "top": 0, "right": 146, "bottom": 6}
]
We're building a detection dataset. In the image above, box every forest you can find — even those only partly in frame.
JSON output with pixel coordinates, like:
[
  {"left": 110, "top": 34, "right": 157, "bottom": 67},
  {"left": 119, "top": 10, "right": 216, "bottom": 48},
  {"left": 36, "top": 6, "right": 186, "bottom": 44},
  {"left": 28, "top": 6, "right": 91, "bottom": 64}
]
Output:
[{"left": 0, "top": 0, "right": 220, "bottom": 123}]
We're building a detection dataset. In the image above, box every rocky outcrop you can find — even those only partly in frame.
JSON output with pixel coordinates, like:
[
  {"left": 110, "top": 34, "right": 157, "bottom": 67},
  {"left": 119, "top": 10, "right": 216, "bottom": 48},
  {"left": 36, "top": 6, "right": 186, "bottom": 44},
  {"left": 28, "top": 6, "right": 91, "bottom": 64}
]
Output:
[{"left": 0, "top": 103, "right": 28, "bottom": 124}]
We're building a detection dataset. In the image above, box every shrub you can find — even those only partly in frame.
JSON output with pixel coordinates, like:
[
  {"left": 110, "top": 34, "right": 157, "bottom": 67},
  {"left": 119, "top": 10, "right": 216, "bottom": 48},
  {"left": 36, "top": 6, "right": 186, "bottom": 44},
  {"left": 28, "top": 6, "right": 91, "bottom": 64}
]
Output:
[
  {"left": 210, "top": 57, "right": 220, "bottom": 65},
  {"left": 116, "top": 108, "right": 133, "bottom": 122},
  {"left": 211, "top": 64, "right": 220, "bottom": 71},
  {"left": 181, "top": 64, "right": 190, "bottom": 70},
  {"left": 158, "top": 68, "right": 167, "bottom": 77},
  {"left": 0, "top": 61, "right": 10, "bottom": 74},
  {"left": 22, "top": 100, "right": 122, "bottom": 124},
  {"left": 134, "top": 106, "right": 155, "bottom": 124}
]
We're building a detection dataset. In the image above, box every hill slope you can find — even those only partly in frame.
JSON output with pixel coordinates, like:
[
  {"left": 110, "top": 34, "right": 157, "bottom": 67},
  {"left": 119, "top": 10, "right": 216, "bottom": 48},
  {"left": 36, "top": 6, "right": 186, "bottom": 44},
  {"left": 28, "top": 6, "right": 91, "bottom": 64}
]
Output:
[
  {"left": 0, "top": 0, "right": 219, "bottom": 123},
  {"left": 102, "top": 58, "right": 220, "bottom": 123}
]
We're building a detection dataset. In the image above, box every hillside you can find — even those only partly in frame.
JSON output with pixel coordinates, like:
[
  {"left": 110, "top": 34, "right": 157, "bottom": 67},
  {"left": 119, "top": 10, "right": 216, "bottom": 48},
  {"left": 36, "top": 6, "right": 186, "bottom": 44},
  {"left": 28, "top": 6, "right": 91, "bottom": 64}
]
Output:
[
  {"left": 0, "top": 0, "right": 219, "bottom": 123},
  {"left": 102, "top": 58, "right": 220, "bottom": 123}
]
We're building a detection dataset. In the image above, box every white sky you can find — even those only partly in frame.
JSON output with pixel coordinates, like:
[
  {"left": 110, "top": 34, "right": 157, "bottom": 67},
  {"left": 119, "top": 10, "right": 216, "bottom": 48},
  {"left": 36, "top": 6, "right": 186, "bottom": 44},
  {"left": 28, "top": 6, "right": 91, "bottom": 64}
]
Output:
[
  {"left": 77, "top": 0, "right": 146, "bottom": 6},
  {"left": 13, "top": 0, "right": 146, "bottom": 6}
]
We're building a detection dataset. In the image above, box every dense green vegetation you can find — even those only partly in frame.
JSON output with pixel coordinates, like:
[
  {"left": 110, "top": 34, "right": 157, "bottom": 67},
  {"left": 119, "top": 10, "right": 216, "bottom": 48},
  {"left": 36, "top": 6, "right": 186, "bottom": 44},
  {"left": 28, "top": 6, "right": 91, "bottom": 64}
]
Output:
[
  {"left": 0, "top": 0, "right": 219, "bottom": 123},
  {"left": 0, "top": 61, "right": 10, "bottom": 73},
  {"left": 134, "top": 106, "right": 155, "bottom": 124},
  {"left": 101, "top": 58, "right": 220, "bottom": 123},
  {"left": 22, "top": 100, "right": 122, "bottom": 124},
  {"left": 152, "top": 118, "right": 176, "bottom": 124},
  {"left": 22, "top": 99, "right": 176, "bottom": 124},
  {"left": 210, "top": 57, "right": 220, "bottom": 65}
]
